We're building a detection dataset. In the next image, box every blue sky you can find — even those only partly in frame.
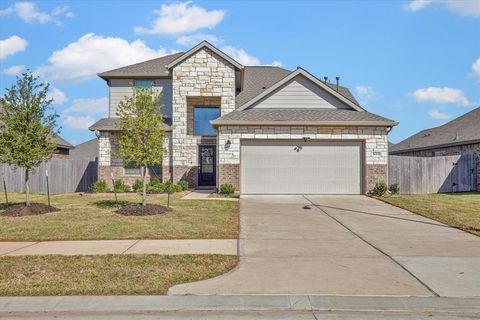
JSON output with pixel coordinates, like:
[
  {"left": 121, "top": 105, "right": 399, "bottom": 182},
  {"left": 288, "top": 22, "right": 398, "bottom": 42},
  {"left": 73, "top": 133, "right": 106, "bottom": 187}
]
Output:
[{"left": 1, "top": 0, "right": 479, "bottom": 145}]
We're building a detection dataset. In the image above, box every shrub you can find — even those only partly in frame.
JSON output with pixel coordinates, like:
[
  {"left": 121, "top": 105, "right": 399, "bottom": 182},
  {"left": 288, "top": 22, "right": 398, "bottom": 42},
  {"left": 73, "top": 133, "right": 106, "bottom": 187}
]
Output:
[
  {"left": 178, "top": 180, "right": 189, "bottom": 191},
  {"left": 389, "top": 183, "right": 400, "bottom": 194},
  {"left": 219, "top": 183, "right": 235, "bottom": 195},
  {"left": 90, "top": 180, "right": 109, "bottom": 193},
  {"left": 113, "top": 180, "right": 130, "bottom": 193},
  {"left": 147, "top": 178, "right": 165, "bottom": 194},
  {"left": 164, "top": 181, "right": 183, "bottom": 194},
  {"left": 132, "top": 179, "right": 143, "bottom": 192},
  {"left": 372, "top": 182, "right": 388, "bottom": 196}
]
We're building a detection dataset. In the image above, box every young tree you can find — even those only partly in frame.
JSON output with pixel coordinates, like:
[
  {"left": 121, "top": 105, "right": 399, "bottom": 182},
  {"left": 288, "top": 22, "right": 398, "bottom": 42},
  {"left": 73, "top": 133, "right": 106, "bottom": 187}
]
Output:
[
  {"left": 0, "top": 72, "right": 59, "bottom": 206},
  {"left": 116, "top": 86, "right": 166, "bottom": 206}
]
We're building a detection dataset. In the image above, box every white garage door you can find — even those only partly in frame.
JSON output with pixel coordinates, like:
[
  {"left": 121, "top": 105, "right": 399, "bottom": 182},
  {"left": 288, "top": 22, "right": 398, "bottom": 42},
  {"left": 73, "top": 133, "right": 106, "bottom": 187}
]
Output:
[{"left": 241, "top": 140, "right": 362, "bottom": 194}]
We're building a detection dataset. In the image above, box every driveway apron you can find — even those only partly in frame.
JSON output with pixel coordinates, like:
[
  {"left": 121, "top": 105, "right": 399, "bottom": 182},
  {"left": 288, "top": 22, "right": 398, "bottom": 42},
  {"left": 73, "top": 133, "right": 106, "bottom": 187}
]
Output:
[{"left": 170, "top": 195, "right": 437, "bottom": 296}]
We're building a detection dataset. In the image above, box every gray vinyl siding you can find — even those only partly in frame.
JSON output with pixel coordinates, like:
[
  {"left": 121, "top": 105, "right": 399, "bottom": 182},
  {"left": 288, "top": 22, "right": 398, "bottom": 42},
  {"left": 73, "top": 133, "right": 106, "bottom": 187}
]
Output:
[
  {"left": 252, "top": 75, "right": 352, "bottom": 110},
  {"left": 108, "top": 79, "right": 173, "bottom": 118}
]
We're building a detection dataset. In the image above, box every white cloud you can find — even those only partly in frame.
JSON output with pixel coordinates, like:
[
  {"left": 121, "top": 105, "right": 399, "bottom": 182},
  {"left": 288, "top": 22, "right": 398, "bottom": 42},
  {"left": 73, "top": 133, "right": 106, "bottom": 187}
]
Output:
[
  {"left": 428, "top": 109, "right": 452, "bottom": 120},
  {"left": 37, "top": 33, "right": 175, "bottom": 82},
  {"left": 271, "top": 61, "right": 284, "bottom": 67},
  {"left": 472, "top": 58, "right": 480, "bottom": 78},
  {"left": 0, "top": 2, "right": 74, "bottom": 24},
  {"left": 2, "top": 64, "right": 25, "bottom": 75},
  {"left": 61, "top": 97, "right": 108, "bottom": 130},
  {"left": 407, "top": 0, "right": 480, "bottom": 17},
  {"left": 176, "top": 33, "right": 222, "bottom": 46},
  {"left": 63, "top": 97, "right": 108, "bottom": 115},
  {"left": 355, "top": 85, "right": 380, "bottom": 105},
  {"left": 412, "top": 87, "right": 470, "bottom": 106},
  {"left": 0, "top": 35, "right": 27, "bottom": 60},
  {"left": 47, "top": 86, "right": 67, "bottom": 105},
  {"left": 407, "top": 0, "right": 434, "bottom": 11},
  {"left": 63, "top": 115, "right": 96, "bottom": 130},
  {"left": 221, "top": 46, "right": 260, "bottom": 66},
  {"left": 134, "top": 2, "right": 225, "bottom": 35}
]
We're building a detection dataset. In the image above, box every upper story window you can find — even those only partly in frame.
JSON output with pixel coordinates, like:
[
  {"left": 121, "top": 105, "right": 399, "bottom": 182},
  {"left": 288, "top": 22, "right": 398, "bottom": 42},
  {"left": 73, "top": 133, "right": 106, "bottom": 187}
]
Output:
[
  {"left": 135, "top": 80, "right": 153, "bottom": 88},
  {"left": 193, "top": 106, "right": 220, "bottom": 136}
]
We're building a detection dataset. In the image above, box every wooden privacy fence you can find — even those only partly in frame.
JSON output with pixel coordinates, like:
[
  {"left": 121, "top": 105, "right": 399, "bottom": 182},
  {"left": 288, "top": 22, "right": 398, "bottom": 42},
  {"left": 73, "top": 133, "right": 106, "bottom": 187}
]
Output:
[
  {"left": 389, "top": 154, "right": 477, "bottom": 194},
  {"left": 1, "top": 158, "right": 98, "bottom": 194}
]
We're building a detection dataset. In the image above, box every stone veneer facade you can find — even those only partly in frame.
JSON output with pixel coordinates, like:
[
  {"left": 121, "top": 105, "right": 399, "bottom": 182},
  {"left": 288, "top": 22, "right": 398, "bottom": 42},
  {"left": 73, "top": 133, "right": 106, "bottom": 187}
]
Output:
[
  {"left": 217, "top": 126, "right": 389, "bottom": 193},
  {"left": 167, "top": 47, "right": 236, "bottom": 186}
]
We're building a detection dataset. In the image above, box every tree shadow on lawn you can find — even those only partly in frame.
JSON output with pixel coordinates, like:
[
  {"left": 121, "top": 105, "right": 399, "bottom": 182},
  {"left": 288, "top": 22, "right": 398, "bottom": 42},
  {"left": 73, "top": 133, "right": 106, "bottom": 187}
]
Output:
[{"left": 91, "top": 200, "right": 133, "bottom": 209}]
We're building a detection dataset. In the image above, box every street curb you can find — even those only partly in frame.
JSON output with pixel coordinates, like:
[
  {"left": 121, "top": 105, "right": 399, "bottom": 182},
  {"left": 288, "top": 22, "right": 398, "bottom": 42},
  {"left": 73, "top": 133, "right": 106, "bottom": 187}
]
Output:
[{"left": 0, "top": 295, "right": 479, "bottom": 314}]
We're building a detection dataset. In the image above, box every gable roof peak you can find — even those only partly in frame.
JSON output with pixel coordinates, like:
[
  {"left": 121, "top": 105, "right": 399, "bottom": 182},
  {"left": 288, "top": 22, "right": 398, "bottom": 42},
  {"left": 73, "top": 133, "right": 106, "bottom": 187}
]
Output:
[
  {"left": 165, "top": 40, "right": 243, "bottom": 70},
  {"left": 236, "top": 67, "right": 365, "bottom": 112}
]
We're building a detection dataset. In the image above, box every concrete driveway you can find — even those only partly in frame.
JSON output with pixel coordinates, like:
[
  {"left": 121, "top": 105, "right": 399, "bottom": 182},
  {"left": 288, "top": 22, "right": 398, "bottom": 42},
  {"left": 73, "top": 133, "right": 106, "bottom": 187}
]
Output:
[{"left": 169, "top": 195, "right": 480, "bottom": 297}]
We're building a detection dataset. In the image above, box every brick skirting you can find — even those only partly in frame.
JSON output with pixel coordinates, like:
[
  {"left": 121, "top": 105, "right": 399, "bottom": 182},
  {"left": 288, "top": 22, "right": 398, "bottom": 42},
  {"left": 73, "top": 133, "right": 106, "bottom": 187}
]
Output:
[
  {"left": 365, "top": 164, "right": 388, "bottom": 193},
  {"left": 172, "top": 165, "right": 197, "bottom": 187},
  {"left": 219, "top": 164, "right": 240, "bottom": 190}
]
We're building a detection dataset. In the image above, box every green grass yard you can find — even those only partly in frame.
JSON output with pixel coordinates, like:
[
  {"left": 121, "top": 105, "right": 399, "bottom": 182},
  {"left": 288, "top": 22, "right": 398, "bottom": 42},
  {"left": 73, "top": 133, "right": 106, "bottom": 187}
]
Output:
[
  {"left": 0, "top": 254, "right": 238, "bottom": 296},
  {"left": 0, "top": 193, "right": 239, "bottom": 241},
  {"left": 378, "top": 192, "right": 480, "bottom": 236}
]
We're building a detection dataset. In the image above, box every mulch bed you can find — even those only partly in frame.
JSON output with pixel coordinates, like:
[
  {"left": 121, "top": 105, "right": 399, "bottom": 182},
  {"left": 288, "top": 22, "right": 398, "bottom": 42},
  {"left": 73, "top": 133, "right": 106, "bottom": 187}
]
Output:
[
  {"left": 1, "top": 203, "right": 60, "bottom": 217},
  {"left": 117, "top": 203, "right": 171, "bottom": 216}
]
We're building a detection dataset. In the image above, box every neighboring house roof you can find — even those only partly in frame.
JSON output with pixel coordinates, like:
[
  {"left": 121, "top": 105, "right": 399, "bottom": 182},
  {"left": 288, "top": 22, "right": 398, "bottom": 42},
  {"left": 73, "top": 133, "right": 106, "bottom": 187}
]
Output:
[
  {"left": 52, "top": 135, "right": 74, "bottom": 149},
  {"left": 166, "top": 41, "right": 243, "bottom": 70},
  {"left": 236, "top": 68, "right": 365, "bottom": 112},
  {"left": 97, "top": 52, "right": 184, "bottom": 80},
  {"left": 70, "top": 138, "right": 98, "bottom": 159},
  {"left": 211, "top": 109, "right": 397, "bottom": 127},
  {"left": 390, "top": 107, "right": 480, "bottom": 154},
  {"left": 89, "top": 118, "right": 172, "bottom": 132}
]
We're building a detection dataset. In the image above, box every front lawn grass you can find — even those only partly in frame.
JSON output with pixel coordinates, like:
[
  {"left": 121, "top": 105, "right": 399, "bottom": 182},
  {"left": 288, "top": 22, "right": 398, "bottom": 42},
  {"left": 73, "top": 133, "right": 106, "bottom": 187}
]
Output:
[
  {"left": 0, "top": 193, "right": 239, "bottom": 241},
  {"left": 0, "top": 254, "right": 238, "bottom": 296},
  {"left": 378, "top": 192, "right": 480, "bottom": 236}
]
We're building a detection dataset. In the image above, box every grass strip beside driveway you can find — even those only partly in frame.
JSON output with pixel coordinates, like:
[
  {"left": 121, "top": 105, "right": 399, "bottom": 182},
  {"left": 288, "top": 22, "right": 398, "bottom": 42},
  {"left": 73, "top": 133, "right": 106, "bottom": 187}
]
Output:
[
  {"left": 0, "top": 254, "right": 238, "bottom": 296},
  {"left": 0, "top": 193, "right": 239, "bottom": 241},
  {"left": 378, "top": 192, "right": 480, "bottom": 236}
]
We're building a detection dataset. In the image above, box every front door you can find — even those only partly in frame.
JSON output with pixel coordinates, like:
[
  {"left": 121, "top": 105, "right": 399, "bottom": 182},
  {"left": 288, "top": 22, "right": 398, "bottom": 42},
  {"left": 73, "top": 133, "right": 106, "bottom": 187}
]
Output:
[{"left": 198, "top": 145, "right": 216, "bottom": 187}]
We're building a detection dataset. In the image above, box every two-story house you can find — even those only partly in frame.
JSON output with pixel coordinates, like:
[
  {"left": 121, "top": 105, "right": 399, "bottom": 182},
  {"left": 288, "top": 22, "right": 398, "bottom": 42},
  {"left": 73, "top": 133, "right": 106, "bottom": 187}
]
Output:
[{"left": 89, "top": 41, "right": 397, "bottom": 194}]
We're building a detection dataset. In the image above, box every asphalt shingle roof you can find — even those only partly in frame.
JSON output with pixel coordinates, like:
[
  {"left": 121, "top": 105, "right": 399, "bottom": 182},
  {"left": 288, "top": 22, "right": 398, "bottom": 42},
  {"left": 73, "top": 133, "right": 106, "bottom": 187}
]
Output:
[
  {"left": 89, "top": 118, "right": 172, "bottom": 132},
  {"left": 211, "top": 109, "right": 397, "bottom": 126},
  {"left": 98, "top": 52, "right": 184, "bottom": 79},
  {"left": 70, "top": 138, "right": 98, "bottom": 159},
  {"left": 390, "top": 107, "right": 480, "bottom": 153},
  {"left": 51, "top": 135, "right": 74, "bottom": 149}
]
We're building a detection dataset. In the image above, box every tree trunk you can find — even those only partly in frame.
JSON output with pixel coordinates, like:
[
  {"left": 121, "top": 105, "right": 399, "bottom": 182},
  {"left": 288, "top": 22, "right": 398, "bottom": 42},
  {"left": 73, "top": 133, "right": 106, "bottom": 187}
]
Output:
[
  {"left": 25, "top": 168, "right": 30, "bottom": 207},
  {"left": 142, "top": 166, "right": 147, "bottom": 206}
]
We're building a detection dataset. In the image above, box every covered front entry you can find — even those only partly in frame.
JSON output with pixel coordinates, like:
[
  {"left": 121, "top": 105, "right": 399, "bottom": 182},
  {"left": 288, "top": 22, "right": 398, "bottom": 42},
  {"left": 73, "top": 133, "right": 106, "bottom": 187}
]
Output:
[
  {"left": 198, "top": 145, "right": 216, "bottom": 187},
  {"left": 240, "top": 140, "right": 362, "bottom": 194}
]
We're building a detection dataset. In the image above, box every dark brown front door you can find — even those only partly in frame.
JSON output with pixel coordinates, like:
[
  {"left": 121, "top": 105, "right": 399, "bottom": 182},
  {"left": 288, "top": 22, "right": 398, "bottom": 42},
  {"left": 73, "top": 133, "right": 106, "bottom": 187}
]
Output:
[{"left": 198, "top": 145, "right": 216, "bottom": 187}]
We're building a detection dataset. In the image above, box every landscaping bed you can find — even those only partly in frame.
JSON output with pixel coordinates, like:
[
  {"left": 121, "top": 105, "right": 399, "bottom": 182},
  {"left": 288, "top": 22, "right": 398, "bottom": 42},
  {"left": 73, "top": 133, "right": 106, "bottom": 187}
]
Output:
[
  {"left": 377, "top": 192, "right": 480, "bottom": 236},
  {"left": 0, "top": 193, "right": 239, "bottom": 241},
  {"left": 1, "top": 203, "right": 60, "bottom": 217},
  {"left": 0, "top": 254, "right": 238, "bottom": 296},
  {"left": 117, "top": 203, "right": 171, "bottom": 216}
]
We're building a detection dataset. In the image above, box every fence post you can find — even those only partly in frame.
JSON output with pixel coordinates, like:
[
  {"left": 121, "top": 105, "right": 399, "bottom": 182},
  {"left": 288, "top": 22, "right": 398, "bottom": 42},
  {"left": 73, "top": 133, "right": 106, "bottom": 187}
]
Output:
[
  {"left": 46, "top": 169, "right": 51, "bottom": 207},
  {"left": 2, "top": 176, "right": 8, "bottom": 207}
]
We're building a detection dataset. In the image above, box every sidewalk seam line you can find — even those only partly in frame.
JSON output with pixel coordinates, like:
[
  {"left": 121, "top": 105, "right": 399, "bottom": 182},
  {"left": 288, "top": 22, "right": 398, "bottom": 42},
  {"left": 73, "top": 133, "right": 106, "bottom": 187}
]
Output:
[
  {"left": 121, "top": 240, "right": 140, "bottom": 254},
  {"left": 302, "top": 195, "right": 440, "bottom": 298},
  {"left": 0, "top": 241, "right": 40, "bottom": 256}
]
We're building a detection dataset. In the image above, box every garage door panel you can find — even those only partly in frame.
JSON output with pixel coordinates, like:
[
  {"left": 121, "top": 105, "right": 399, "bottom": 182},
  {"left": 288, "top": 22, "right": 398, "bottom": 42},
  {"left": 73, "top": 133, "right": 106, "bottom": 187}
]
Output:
[{"left": 241, "top": 140, "right": 361, "bottom": 194}]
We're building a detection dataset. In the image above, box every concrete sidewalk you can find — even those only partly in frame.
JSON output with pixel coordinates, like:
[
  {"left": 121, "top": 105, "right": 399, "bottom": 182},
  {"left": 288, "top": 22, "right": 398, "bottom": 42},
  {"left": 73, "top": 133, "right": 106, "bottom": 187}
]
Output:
[
  {"left": 0, "top": 295, "right": 479, "bottom": 315},
  {"left": 0, "top": 239, "right": 238, "bottom": 256}
]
